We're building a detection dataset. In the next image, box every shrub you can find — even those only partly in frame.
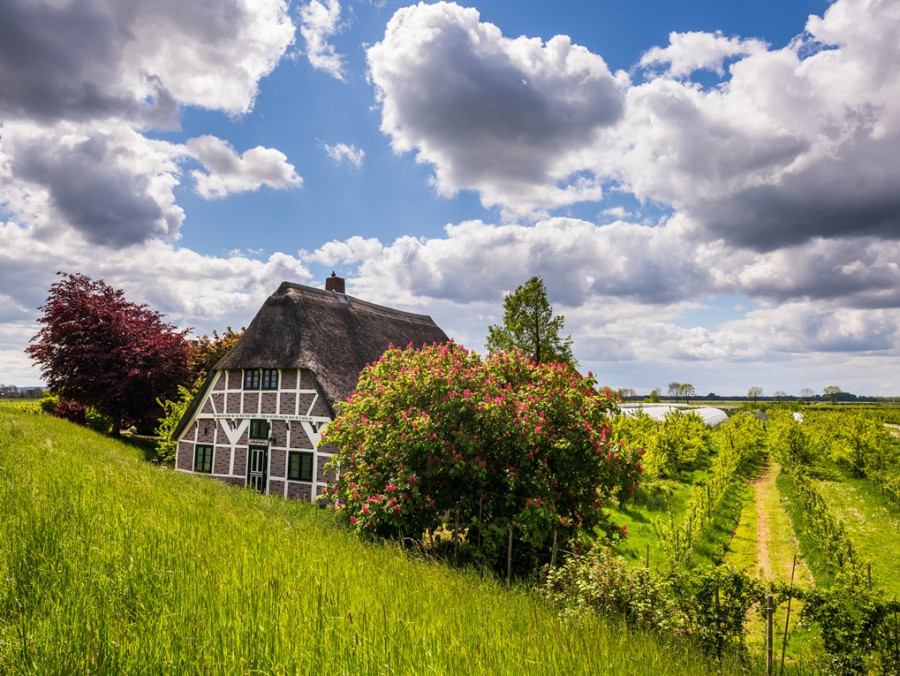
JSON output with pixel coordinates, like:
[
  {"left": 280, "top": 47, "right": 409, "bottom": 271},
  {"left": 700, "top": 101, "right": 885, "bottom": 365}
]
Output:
[{"left": 324, "top": 342, "right": 643, "bottom": 568}]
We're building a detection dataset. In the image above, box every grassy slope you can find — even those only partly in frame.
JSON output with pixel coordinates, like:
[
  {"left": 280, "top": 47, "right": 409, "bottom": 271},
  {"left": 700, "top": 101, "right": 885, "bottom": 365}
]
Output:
[{"left": 0, "top": 405, "right": 733, "bottom": 675}]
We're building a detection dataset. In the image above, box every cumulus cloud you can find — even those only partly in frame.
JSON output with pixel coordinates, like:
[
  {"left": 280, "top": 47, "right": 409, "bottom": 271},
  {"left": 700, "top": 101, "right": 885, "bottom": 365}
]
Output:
[
  {"left": 322, "top": 142, "right": 365, "bottom": 168},
  {"left": 367, "top": 1, "right": 626, "bottom": 216},
  {"left": 296, "top": 217, "right": 900, "bottom": 394},
  {"left": 639, "top": 31, "right": 767, "bottom": 77},
  {"left": 187, "top": 136, "right": 302, "bottom": 199},
  {"left": 310, "top": 235, "right": 383, "bottom": 264},
  {"left": 1, "top": 120, "right": 184, "bottom": 247},
  {"left": 605, "top": 0, "right": 900, "bottom": 250},
  {"left": 0, "top": 0, "right": 299, "bottom": 248},
  {"left": 1, "top": 219, "right": 312, "bottom": 382},
  {"left": 0, "top": 0, "right": 294, "bottom": 123},
  {"left": 300, "top": 0, "right": 346, "bottom": 80},
  {"left": 369, "top": 0, "right": 900, "bottom": 248}
]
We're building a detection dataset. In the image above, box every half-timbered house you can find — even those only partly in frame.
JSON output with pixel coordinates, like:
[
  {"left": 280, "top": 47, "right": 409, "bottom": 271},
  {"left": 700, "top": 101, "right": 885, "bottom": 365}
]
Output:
[{"left": 173, "top": 275, "right": 448, "bottom": 500}]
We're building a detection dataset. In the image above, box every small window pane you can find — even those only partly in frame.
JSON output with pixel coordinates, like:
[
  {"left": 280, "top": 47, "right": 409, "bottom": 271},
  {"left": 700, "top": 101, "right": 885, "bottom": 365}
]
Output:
[
  {"left": 194, "top": 445, "right": 213, "bottom": 473},
  {"left": 243, "top": 369, "right": 260, "bottom": 390},
  {"left": 249, "top": 419, "right": 269, "bottom": 439},
  {"left": 261, "top": 369, "right": 279, "bottom": 390},
  {"left": 288, "top": 452, "right": 314, "bottom": 482}
]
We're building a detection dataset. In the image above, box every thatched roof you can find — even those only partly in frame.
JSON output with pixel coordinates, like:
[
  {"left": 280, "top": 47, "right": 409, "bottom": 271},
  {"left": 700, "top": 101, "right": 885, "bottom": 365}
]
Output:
[{"left": 212, "top": 281, "right": 449, "bottom": 411}]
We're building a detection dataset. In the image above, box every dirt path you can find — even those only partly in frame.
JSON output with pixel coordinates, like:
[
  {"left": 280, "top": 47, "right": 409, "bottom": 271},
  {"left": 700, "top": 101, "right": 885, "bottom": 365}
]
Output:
[{"left": 752, "top": 459, "right": 814, "bottom": 586}]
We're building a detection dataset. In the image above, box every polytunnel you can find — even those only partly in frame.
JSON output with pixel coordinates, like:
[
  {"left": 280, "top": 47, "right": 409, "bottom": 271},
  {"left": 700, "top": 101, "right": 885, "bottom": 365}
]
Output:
[{"left": 617, "top": 403, "right": 729, "bottom": 427}]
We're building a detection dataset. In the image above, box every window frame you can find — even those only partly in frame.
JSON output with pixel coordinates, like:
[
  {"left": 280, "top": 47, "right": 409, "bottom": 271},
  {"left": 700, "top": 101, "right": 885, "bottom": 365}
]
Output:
[
  {"left": 287, "top": 451, "right": 314, "bottom": 482},
  {"left": 261, "top": 368, "right": 279, "bottom": 390},
  {"left": 194, "top": 444, "right": 213, "bottom": 473},
  {"left": 243, "top": 369, "right": 261, "bottom": 390},
  {"left": 249, "top": 419, "right": 270, "bottom": 440}
]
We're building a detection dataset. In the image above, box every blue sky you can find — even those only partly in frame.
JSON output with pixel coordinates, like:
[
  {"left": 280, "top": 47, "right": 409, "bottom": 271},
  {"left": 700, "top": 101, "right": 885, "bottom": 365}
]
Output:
[{"left": 2, "top": 0, "right": 899, "bottom": 397}]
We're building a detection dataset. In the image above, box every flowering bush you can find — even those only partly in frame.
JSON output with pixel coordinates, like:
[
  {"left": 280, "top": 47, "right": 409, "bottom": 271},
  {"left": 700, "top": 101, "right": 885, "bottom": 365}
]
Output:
[{"left": 323, "top": 342, "right": 643, "bottom": 565}]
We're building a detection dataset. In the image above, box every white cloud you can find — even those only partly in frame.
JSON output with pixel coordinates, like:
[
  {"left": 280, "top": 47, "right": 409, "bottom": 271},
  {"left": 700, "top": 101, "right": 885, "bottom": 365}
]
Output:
[
  {"left": 367, "top": 1, "right": 626, "bottom": 216},
  {"left": 300, "top": 0, "right": 346, "bottom": 80},
  {"left": 0, "top": 0, "right": 295, "bottom": 123},
  {"left": 322, "top": 142, "right": 365, "bottom": 168},
  {"left": 0, "top": 0, "right": 300, "bottom": 248},
  {"left": 369, "top": 0, "right": 900, "bottom": 247},
  {"left": 0, "top": 120, "right": 185, "bottom": 247},
  {"left": 187, "top": 136, "right": 302, "bottom": 199},
  {"left": 639, "top": 31, "right": 767, "bottom": 78},
  {"left": 310, "top": 235, "right": 383, "bottom": 264},
  {"left": 0, "top": 219, "right": 313, "bottom": 384}
]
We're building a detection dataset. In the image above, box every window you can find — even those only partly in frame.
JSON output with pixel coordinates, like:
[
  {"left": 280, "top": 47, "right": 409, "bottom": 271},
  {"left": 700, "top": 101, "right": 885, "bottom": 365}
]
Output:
[
  {"left": 249, "top": 419, "right": 269, "bottom": 439},
  {"left": 287, "top": 452, "right": 314, "bottom": 482},
  {"left": 194, "top": 445, "right": 213, "bottom": 473},
  {"left": 243, "top": 369, "right": 260, "bottom": 390},
  {"left": 261, "top": 368, "right": 279, "bottom": 390}
]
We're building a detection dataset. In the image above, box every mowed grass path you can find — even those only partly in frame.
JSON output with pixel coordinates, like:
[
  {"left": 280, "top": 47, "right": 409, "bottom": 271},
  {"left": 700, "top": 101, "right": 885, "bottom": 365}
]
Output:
[{"left": 0, "top": 406, "right": 736, "bottom": 675}]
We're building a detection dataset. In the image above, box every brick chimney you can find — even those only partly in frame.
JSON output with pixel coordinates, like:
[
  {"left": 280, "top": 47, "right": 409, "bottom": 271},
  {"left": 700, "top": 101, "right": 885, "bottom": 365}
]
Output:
[{"left": 325, "top": 271, "right": 345, "bottom": 294}]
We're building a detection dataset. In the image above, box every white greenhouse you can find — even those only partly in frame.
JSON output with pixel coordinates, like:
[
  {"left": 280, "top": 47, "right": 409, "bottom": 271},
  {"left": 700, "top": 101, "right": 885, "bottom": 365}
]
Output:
[{"left": 618, "top": 403, "right": 729, "bottom": 427}]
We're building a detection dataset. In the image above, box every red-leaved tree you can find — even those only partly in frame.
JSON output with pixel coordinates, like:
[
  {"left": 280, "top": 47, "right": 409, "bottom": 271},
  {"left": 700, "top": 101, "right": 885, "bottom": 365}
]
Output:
[
  {"left": 324, "top": 342, "right": 643, "bottom": 569},
  {"left": 26, "top": 272, "right": 191, "bottom": 433}
]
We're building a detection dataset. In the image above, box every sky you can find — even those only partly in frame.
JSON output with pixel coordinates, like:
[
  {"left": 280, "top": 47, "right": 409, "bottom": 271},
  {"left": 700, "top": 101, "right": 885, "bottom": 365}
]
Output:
[{"left": 2, "top": 0, "right": 899, "bottom": 397}]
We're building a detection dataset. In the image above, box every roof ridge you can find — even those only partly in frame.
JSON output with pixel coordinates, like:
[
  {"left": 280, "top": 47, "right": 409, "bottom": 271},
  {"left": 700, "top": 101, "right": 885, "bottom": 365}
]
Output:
[{"left": 275, "top": 281, "right": 438, "bottom": 322}]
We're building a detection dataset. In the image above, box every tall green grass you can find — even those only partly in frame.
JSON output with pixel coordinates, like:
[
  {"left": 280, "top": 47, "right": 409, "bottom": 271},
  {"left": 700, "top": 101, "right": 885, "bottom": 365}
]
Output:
[{"left": 0, "top": 407, "right": 733, "bottom": 674}]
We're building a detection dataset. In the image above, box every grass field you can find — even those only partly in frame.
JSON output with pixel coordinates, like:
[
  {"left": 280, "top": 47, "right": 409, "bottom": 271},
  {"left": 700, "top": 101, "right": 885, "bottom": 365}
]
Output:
[
  {"left": 812, "top": 462, "right": 900, "bottom": 596},
  {"left": 0, "top": 403, "right": 740, "bottom": 674}
]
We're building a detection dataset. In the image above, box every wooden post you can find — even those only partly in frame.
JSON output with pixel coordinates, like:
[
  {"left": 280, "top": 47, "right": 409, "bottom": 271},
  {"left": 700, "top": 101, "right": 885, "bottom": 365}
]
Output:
[
  {"left": 645, "top": 543, "right": 650, "bottom": 569},
  {"left": 715, "top": 585, "right": 721, "bottom": 658},
  {"left": 780, "top": 554, "right": 797, "bottom": 676},
  {"left": 868, "top": 563, "right": 872, "bottom": 591},
  {"left": 550, "top": 529, "right": 558, "bottom": 569},
  {"left": 507, "top": 524, "right": 514, "bottom": 584},
  {"left": 766, "top": 594, "right": 774, "bottom": 676},
  {"left": 706, "top": 485, "right": 712, "bottom": 518},
  {"left": 893, "top": 595, "right": 898, "bottom": 664}
]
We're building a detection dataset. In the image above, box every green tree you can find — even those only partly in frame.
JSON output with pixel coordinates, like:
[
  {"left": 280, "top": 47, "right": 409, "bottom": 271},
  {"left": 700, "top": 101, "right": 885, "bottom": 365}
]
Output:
[
  {"left": 485, "top": 276, "right": 576, "bottom": 368},
  {"left": 155, "top": 383, "right": 200, "bottom": 463},
  {"left": 189, "top": 327, "right": 243, "bottom": 383},
  {"left": 829, "top": 410, "right": 895, "bottom": 476},
  {"left": 678, "top": 383, "right": 695, "bottom": 402},
  {"left": 823, "top": 385, "right": 843, "bottom": 404},
  {"left": 747, "top": 386, "right": 763, "bottom": 403},
  {"left": 768, "top": 410, "right": 813, "bottom": 466},
  {"left": 323, "top": 342, "right": 642, "bottom": 567}
]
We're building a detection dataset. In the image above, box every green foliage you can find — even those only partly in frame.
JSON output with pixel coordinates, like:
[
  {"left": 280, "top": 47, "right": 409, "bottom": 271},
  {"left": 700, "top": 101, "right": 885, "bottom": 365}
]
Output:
[
  {"left": 544, "top": 547, "right": 762, "bottom": 658},
  {"left": 39, "top": 393, "right": 58, "bottom": 414},
  {"left": 324, "top": 342, "right": 642, "bottom": 567},
  {"left": 828, "top": 410, "right": 895, "bottom": 476},
  {"left": 799, "top": 572, "right": 899, "bottom": 675},
  {"left": 780, "top": 464, "right": 858, "bottom": 579},
  {"left": 768, "top": 410, "right": 813, "bottom": 466},
  {"left": 651, "top": 413, "right": 764, "bottom": 567},
  {"left": 485, "top": 276, "right": 576, "bottom": 368},
  {"left": 542, "top": 546, "right": 680, "bottom": 632},
  {"left": 154, "top": 384, "right": 199, "bottom": 463},
  {"left": 189, "top": 327, "right": 243, "bottom": 382},
  {"left": 823, "top": 385, "right": 844, "bottom": 405},
  {"left": 618, "top": 410, "right": 710, "bottom": 479},
  {"left": 84, "top": 406, "right": 112, "bottom": 433}
]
